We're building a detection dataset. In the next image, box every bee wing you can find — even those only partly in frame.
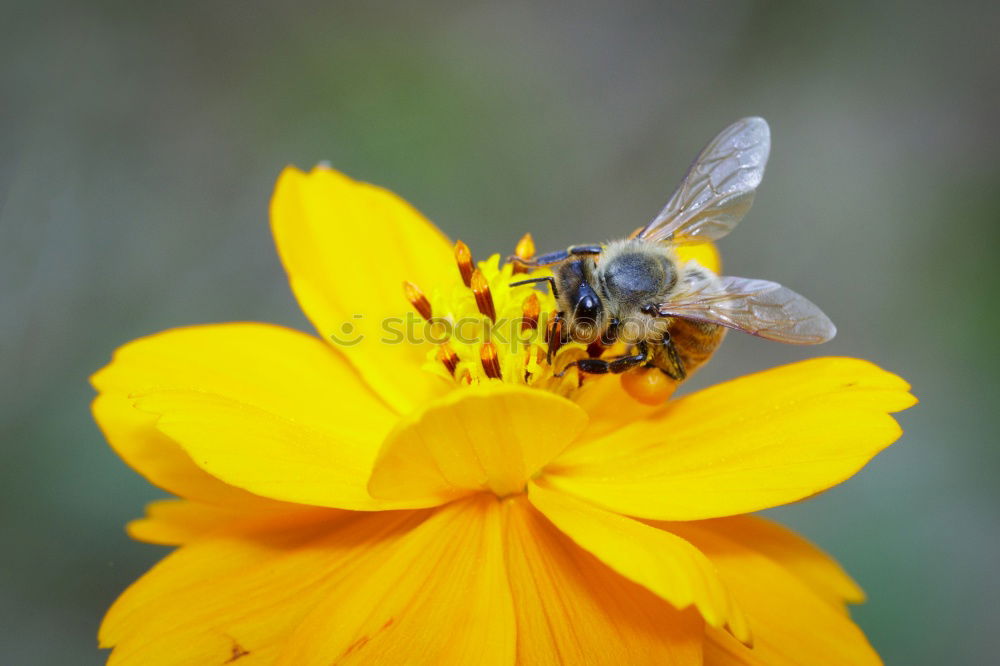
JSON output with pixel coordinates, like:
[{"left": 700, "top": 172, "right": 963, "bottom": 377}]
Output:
[
  {"left": 658, "top": 276, "right": 836, "bottom": 344},
  {"left": 632, "top": 117, "right": 770, "bottom": 244}
]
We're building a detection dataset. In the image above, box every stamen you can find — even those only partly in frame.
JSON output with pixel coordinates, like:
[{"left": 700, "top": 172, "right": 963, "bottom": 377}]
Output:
[
  {"left": 512, "top": 232, "right": 536, "bottom": 274},
  {"left": 437, "top": 342, "right": 460, "bottom": 376},
  {"left": 480, "top": 342, "right": 502, "bottom": 379},
  {"left": 471, "top": 269, "right": 497, "bottom": 322},
  {"left": 521, "top": 292, "right": 540, "bottom": 332},
  {"left": 545, "top": 314, "right": 564, "bottom": 359},
  {"left": 454, "top": 240, "right": 474, "bottom": 287},
  {"left": 403, "top": 280, "right": 432, "bottom": 320}
]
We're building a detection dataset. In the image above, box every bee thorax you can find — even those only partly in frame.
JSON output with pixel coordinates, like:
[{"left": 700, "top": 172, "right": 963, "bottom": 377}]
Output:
[{"left": 599, "top": 242, "right": 677, "bottom": 307}]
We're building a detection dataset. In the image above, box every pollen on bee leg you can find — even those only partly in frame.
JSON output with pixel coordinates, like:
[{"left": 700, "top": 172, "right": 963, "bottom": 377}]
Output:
[
  {"left": 621, "top": 367, "right": 678, "bottom": 405},
  {"left": 521, "top": 292, "right": 540, "bottom": 332},
  {"left": 512, "top": 232, "right": 536, "bottom": 274},
  {"left": 471, "top": 269, "right": 497, "bottom": 322},
  {"left": 402, "top": 281, "right": 432, "bottom": 320},
  {"left": 436, "top": 342, "right": 460, "bottom": 376},
  {"left": 454, "top": 240, "right": 474, "bottom": 287},
  {"left": 480, "top": 342, "right": 503, "bottom": 379}
]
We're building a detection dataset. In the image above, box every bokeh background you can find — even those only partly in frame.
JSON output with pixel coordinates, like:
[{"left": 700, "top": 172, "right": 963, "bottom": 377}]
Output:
[{"left": 2, "top": 1, "right": 997, "bottom": 663}]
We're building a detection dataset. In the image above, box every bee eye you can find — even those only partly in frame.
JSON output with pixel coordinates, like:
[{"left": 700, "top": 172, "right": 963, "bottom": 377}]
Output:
[{"left": 574, "top": 292, "right": 601, "bottom": 324}]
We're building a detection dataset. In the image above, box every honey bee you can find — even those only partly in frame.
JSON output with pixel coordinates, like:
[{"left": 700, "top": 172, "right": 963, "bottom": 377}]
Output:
[{"left": 511, "top": 117, "right": 835, "bottom": 392}]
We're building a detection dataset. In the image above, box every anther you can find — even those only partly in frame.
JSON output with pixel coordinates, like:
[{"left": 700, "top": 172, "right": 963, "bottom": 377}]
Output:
[
  {"left": 512, "top": 233, "right": 536, "bottom": 274},
  {"left": 521, "top": 292, "right": 540, "bottom": 332},
  {"left": 545, "top": 314, "right": 564, "bottom": 363},
  {"left": 403, "top": 281, "right": 432, "bottom": 320},
  {"left": 471, "top": 269, "right": 497, "bottom": 322},
  {"left": 454, "top": 240, "right": 474, "bottom": 287},
  {"left": 480, "top": 342, "right": 503, "bottom": 380},
  {"left": 437, "top": 342, "right": 460, "bottom": 376}
]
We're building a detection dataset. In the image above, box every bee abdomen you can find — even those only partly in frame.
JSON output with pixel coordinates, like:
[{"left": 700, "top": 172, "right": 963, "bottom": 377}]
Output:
[{"left": 668, "top": 318, "right": 725, "bottom": 377}]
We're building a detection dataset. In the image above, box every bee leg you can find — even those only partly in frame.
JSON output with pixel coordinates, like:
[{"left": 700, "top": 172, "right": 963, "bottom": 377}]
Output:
[
  {"left": 508, "top": 244, "right": 603, "bottom": 268},
  {"left": 654, "top": 331, "right": 687, "bottom": 381},
  {"left": 557, "top": 342, "right": 649, "bottom": 377},
  {"left": 545, "top": 312, "right": 566, "bottom": 364}
]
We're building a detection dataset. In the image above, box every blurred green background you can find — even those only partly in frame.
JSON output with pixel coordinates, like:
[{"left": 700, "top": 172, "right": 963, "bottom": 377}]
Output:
[{"left": 2, "top": 1, "right": 997, "bottom": 663}]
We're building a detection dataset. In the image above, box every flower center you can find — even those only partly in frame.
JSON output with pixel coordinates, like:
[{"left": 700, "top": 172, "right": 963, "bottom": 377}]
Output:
[{"left": 402, "top": 234, "right": 592, "bottom": 399}]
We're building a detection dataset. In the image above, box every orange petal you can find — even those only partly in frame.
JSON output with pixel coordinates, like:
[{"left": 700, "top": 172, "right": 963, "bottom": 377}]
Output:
[
  {"left": 93, "top": 323, "right": 407, "bottom": 511},
  {"left": 662, "top": 520, "right": 882, "bottom": 666},
  {"left": 126, "top": 499, "right": 320, "bottom": 546},
  {"left": 278, "top": 495, "right": 515, "bottom": 665},
  {"left": 126, "top": 499, "right": 243, "bottom": 545},
  {"left": 527, "top": 482, "right": 750, "bottom": 643},
  {"left": 502, "top": 495, "right": 703, "bottom": 665},
  {"left": 368, "top": 383, "right": 587, "bottom": 505},
  {"left": 100, "top": 509, "right": 427, "bottom": 664},
  {"left": 696, "top": 514, "right": 865, "bottom": 611},
  {"left": 270, "top": 166, "right": 456, "bottom": 414},
  {"left": 546, "top": 358, "right": 915, "bottom": 519}
]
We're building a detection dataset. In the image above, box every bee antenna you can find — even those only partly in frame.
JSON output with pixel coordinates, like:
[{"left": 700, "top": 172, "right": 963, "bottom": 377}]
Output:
[{"left": 509, "top": 276, "right": 559, "bottom": 298}]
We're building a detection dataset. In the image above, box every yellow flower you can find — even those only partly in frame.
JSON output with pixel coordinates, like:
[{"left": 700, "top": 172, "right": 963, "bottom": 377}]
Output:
[{"left": 93, "top": 166, "right": 915, "bottom": 665}]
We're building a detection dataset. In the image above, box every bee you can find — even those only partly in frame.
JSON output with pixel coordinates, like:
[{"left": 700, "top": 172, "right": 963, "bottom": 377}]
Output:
[{"left": 510, "top": 117, "right": 835, "bottom": 397}]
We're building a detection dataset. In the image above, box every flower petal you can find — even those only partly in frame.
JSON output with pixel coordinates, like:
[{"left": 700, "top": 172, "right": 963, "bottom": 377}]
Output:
[
  {"left": 92, "top": 393, "right": 290, "bottom": 510},
  {"left": 278, "top": 495, "right": 515, "bottom": 666},
  {"left": 697, "top": 515, "right": 865, "bottom": 611},
  {"left": 126, "top": 499, "right": 244, "bottom": 545},
  {"left": 546, "top": 358, "right": 915, "bottom": 519},
  {"left": 101, "top": 508, "right": 428, "bottom": 664},
  {"left": 133, "top": 390, "right": 422, "bottom": 511},
  {"left": 573, "top": 375, "right": 671, "bottom": 440},
  {"left": 93, "top": 323, "right": 407, "bottom": 510},
  {"left": 270, "top": 166, "right": 456, "bottom": 414},
  {"left": 527, "top": 482, "right": 750, "bottom": 644},
  {"left": 126, "top": 499, "right": 319, "bottom": 546},
  {"left": 368, "top": 383, "right": 588, "bottom": 504},
  {"left": 93, "top": 323, "right": 393, "bottom": 439},
  {"left": 675, "top": 241, "right": 721, "bottom": 273},
  {"left": 662, "top": 520, "right": 882, "bottom": 666},
  {"left": 502, "top": 495, "right": 703, "bottom": 665}
]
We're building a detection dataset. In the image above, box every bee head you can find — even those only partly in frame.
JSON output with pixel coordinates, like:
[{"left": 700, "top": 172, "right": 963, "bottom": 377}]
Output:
[{"left": 554, "top": 258, "right": 609, "bottom": 343}]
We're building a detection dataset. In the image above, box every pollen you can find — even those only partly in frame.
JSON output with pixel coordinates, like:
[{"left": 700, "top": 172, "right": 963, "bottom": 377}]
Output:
[
  {"left": 512, "top": 232, "right": 536, "bottom": 275},
  {"left": 403, "top": 280, "right": 433, "bottom": 320},
  {"left": 545, "top": 314, "right": 565, "bottom": 359},
  {"left": 620, "top": 366, "right": 679, "bottom": 405},
  {"left": 471, "top": 269, "right": 497, "bottom": 322},
  {"left": 454, "top": 240, "right": 474, "bottom": 287},
  {"left": 521, "top": 292, "right": 540, "bottom": 331},
  {"left": 437, "top": 342, "right": 460, "bottom": 376},
  {"left": 480, "top": 342, "right": 502, "bottom": 379}
]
